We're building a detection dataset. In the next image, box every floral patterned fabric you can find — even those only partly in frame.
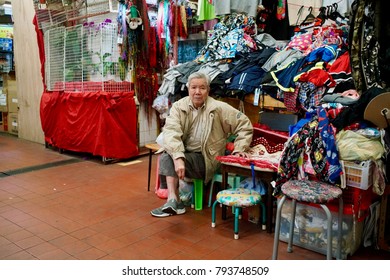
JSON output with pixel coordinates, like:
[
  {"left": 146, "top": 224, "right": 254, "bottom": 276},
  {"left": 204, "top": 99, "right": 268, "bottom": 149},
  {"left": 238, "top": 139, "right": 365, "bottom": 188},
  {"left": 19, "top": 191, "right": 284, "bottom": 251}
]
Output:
[
  {"left": 216, "top": 188, "right": 261, "bottom": 207},
  {"left": 281, "top": 180, "right": 342, "bottom": 204}
]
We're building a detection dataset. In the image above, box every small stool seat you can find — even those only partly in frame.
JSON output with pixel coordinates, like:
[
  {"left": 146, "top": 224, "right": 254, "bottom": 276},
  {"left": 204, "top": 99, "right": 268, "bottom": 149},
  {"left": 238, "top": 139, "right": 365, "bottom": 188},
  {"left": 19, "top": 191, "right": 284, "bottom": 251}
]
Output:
[
  {"left": 272, "top": 179, "right": 343, "bottom": 260},
  {"left": 281, "top": 180, "right": 342, "bottom": 204},
  {"left": 212, "top": 188, "right": 266, "bottom": 239},
  {"left": 216, "top": 188, "right": 261, "bottom": 207},
  {"left": 208, "top": 173, "right": 242, "bottom": 207}
]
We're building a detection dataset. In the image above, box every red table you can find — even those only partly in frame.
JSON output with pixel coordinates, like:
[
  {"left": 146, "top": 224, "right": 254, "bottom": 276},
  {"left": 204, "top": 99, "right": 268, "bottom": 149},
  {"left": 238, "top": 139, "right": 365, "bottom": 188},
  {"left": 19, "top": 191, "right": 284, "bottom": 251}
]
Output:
[{"left": 40, "top": 90, "right": 139, "bottom": 160}]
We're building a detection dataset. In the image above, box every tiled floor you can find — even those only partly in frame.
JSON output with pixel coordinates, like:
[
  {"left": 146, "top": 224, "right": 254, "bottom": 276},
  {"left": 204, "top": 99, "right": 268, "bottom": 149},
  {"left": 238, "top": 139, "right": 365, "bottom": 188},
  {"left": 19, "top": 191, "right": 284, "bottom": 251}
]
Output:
[{"left": 0, "top": 132, "right": 389, "bottom": 260}]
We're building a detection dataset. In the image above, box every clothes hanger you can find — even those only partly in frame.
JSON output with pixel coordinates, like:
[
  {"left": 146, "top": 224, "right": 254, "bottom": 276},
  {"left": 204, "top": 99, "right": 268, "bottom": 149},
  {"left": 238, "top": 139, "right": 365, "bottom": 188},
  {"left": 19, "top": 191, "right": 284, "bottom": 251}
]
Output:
[
  {"left": 300, "top": 6, "right": 316, "bottom": 26},
  {"left": 329, "top": 3, "right": 346, "bottom": 21},
  {"left": 317, "top": 6, "right": 327, "bottom": 22},
  {"left": 294, "top": 5, "right": 304, "bottom": 27}
]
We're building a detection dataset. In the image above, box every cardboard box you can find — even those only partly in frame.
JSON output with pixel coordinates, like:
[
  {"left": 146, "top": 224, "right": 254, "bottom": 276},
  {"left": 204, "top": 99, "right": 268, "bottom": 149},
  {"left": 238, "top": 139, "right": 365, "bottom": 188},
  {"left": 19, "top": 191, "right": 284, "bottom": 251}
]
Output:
[
  {"left": 6, "top": 90, "right": 17, "bottom": 112},
  {"left": 7, "top": 112, "right": 18, "bottom": 135},
  {"left": 3, "top": 72, "right": 17, "bottom": 112}
]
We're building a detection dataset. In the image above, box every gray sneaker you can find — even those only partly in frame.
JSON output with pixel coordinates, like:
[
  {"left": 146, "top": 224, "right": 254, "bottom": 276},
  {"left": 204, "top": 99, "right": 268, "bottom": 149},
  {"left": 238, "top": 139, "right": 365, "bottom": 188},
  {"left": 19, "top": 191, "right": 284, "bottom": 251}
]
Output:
[
  {"left": 161, "top": 199, "right": 186, "bottom": 215},
  {"left": 150, "top": 206, "right": 171, "bottom": 218}
]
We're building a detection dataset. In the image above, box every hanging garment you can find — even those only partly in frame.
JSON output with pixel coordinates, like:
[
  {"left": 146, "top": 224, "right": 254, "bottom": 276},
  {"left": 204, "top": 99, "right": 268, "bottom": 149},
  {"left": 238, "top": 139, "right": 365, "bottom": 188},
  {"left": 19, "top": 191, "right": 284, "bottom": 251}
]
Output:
[
  {"left": 214, "top": 0, "right": 260, "bottom": 17},
  {"left": 274, "top": 116, "right": 325, "bottom": 196},
  {"left": 197, "top": 0, "right": 216, "bottom": 21},
  {"left": 317, "top": 107, "right": 342, "bottom": 183},
  {"left": 360, "top": 0, "right": 382, "bottom": 90},
  {"left": 349, "top": 0, "right": 365, "bottom": 93}
]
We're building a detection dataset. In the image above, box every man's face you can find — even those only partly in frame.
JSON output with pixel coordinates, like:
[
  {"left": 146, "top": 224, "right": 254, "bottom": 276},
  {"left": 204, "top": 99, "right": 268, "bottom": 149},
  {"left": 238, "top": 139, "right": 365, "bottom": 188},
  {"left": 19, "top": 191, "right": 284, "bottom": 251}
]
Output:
[{"left": 188, "top": 78, "right": 209, "bottom": 109}]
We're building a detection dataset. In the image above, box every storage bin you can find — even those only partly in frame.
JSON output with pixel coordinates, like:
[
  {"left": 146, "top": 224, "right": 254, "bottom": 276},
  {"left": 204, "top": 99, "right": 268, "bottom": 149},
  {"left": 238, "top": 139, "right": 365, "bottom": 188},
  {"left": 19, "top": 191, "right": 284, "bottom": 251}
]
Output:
[
  {"left": 278, "top": 198, "right": 364, "bottom": 259},
  {"left": 329, "top": 185, "right": 378, "bottom": 222},
  {"left": 343, "top": 160, "right": 373, "bottom": 190}
]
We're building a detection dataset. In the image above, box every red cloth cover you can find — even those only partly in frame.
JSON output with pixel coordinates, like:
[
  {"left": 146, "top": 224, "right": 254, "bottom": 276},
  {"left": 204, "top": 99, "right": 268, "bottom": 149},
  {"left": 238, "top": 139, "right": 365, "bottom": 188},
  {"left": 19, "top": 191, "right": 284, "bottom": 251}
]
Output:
[
  {"left": 40, "top": 90, "right": 139, "bottom": 159},
  {"left": 216, "top": 126, "right": 290, "bottom": 172}
]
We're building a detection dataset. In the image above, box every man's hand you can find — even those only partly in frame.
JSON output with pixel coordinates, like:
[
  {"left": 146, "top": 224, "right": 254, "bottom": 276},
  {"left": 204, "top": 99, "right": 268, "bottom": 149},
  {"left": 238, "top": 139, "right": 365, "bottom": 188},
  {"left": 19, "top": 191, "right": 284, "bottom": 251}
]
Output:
[{"left": 174, "top": 157, "right": 185, "bottom": 180}]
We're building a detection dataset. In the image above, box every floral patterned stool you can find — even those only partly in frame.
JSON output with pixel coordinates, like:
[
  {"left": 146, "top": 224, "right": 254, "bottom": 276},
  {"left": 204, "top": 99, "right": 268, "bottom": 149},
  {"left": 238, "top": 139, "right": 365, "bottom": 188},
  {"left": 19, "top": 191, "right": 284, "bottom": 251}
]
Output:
[
  {"left": 211, "top": 188, "right": 266, "bottom": 239},
  {"left": 272, "top": 180, "right": 343, "bottom": 260}
]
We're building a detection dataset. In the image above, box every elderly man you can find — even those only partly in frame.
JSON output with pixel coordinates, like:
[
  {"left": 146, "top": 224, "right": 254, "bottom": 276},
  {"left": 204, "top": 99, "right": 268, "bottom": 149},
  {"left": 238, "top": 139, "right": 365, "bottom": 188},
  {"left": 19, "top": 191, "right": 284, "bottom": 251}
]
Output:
[{"left": 151, "top": 71, "right": 253, "bottom": 217}]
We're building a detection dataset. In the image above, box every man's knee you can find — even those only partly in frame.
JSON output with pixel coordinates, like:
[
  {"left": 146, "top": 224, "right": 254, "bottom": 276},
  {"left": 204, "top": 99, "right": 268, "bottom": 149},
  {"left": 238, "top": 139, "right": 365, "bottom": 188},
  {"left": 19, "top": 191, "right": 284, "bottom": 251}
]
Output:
[{"left": 159, "top": 152, "right": 176, "bottom": 177}]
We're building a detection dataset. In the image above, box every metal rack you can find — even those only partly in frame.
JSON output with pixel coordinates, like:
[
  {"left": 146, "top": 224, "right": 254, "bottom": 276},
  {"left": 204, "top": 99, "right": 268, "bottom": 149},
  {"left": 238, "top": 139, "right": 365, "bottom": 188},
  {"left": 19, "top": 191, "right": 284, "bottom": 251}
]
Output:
[
  {"left": 33, "top": 0, "right": 110, "bottom": 31},
  {"left": 44, "top": 21, "right": 131, "bottom": 92}
]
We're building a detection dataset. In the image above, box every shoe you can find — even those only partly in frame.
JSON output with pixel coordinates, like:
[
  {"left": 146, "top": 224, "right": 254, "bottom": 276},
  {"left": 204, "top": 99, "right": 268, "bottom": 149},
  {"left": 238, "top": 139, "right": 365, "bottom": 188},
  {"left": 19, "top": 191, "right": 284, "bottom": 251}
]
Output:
[
  {"left": 161, "top": 199, "right": 186, "bottom": 215},
  {"left": 150, "top": 206, "right": 172, "bottom": 218}
]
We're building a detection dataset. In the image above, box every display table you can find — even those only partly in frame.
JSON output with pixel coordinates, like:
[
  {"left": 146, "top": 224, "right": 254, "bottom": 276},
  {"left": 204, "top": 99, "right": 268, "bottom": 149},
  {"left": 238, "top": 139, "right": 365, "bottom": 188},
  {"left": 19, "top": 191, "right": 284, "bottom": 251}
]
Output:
[
  {"left": 220, "top": 162, "right": 276, "bottom": 233},
  {"left": 40, "top": 90, "right": 139, "bottom": 160}
]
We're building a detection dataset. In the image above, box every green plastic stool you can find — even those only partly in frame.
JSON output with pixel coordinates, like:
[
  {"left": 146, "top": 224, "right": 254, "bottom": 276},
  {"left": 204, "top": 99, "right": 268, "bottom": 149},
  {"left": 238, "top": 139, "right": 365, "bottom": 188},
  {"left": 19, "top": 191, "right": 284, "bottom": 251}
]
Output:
[{"left": 190, "top": 179, "right": 203, "bottom": 210}]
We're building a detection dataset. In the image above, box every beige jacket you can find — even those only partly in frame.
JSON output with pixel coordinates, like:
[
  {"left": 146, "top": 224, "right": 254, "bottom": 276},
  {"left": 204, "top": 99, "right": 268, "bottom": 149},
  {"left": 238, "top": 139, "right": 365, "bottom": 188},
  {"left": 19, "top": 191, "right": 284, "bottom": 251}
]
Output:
[{"left": 161, "top": 96, "right": 253, "bottom": 183}]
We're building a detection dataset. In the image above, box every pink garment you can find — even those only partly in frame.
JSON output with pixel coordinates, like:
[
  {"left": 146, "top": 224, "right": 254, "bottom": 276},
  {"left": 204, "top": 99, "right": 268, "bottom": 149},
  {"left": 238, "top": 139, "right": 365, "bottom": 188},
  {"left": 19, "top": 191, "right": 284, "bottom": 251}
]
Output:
[
  {"left": 341, "top": 89, "right": 360, "bottom": 99},
  {"left": 203, "top": 19, "right": 218, "bottom": 31},
  {"left": 287, "top": 32, "right": 313, "bottom": 52}
]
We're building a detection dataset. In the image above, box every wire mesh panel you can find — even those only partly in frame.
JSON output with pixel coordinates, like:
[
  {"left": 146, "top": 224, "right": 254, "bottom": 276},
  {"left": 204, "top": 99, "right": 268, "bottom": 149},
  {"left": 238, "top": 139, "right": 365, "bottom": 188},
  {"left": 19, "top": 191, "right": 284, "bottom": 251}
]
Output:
[
  {"left": 33, "top": 0, "right": 110, "bottom": 30},
  {"left": 44, "top": 21, "right": 131, "bottom": 92},
  {"left": 44, "top": 26, "right": 65, "bottom": 91},
  {"left": 64, "top": 24, "right": 85, "bottom": 91},
  {"left": 109, "top": 0, "right": 119, "bottom": 12},
  {"left": 34, "top": 0, "right": 68, "bottom": 30},
  {"left": 67, "top": 0, "right": 111, "bottom": 22}
]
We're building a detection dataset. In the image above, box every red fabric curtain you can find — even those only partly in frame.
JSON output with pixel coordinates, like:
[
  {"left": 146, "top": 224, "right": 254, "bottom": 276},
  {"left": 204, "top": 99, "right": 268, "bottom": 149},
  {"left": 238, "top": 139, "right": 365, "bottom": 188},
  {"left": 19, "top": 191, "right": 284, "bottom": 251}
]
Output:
[{"left": 40, "top": 90, "right": 139, "bottom": 159}]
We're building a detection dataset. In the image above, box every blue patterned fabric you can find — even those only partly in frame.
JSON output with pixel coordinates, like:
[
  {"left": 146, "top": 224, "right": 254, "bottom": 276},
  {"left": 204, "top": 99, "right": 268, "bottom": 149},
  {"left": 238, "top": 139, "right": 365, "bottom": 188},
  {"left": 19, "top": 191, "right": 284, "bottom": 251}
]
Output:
[
  {"left": 317, "top": 107, "right": 342, "bottom": 183},
  {"left": 281, "top": 180, "right": 342, "bottom": 204}
]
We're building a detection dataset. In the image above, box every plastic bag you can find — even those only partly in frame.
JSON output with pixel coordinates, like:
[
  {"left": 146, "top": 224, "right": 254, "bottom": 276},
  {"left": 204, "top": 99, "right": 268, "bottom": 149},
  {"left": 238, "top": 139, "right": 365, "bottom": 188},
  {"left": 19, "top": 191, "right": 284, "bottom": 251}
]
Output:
[
  {"left": 336, "top": 129, "right": 385, "bottom": 161},
  {"left": 179, "top": 180, "right": 193, "bottom": 206},
  {"left": 152, "top": 95, "right": 170, "bottom": 119},
  {"left": 239, "top": 177, "right": 267, "bottom": 195}
]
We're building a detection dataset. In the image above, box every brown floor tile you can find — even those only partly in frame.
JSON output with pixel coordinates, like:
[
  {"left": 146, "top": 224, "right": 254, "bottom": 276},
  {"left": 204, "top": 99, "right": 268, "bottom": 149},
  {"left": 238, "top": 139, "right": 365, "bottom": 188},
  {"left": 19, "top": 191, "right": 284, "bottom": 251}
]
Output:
[
  {"left": 39, "top": 248, "right": 75, "bottom": 260},
  {"left": 60, "top": 240, "right": 92, "bottom": 256},
  {"left": 73, "top": 247, "right": 108, "bottom": 260},
  {"left": 167, "top": 251, "right": 197, "bottom": 260},
  {"left": 2, "top": 250, "right": 38, "bottom": 260},
  {"left": 25, "top": 242, "right": 58, "bottom": 258},
  {"left": 0, "top": 243, "right": 23, "bottom": 259},
  {"left": 35, "top": 228, "right": 66, "bottom": 242},
  {"left": 4, "top": 229, "right": 35, "bottom": 243},
  {"left": 49, "top": 235, "right": 80, "bottom": 248},
  {"left": 0, "top": 223, "right": 23, "bottom": 236},
  {"left": 145, "top": 242, "right": 182, "bottom": 259},
  {"left": 69, "top": 227, "right": 98, "bottom": 240},
  {"left": 108, "top": 245, "right": 155, "bottom": 260}
]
